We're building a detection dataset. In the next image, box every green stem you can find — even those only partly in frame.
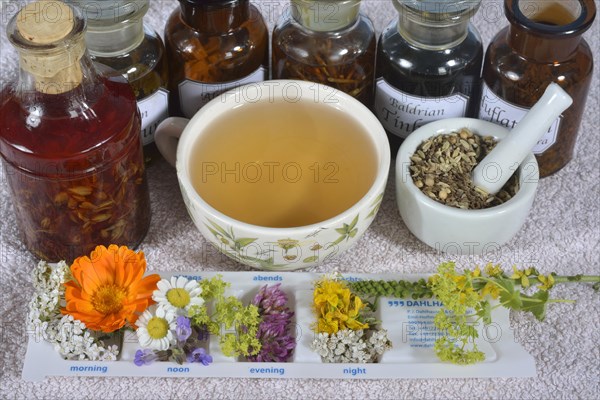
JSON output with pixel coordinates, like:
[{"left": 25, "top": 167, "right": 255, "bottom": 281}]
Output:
[
  {"left": 551, "top": 275, "right": 600, "bottom": 284},
  {"left": 548, "top": 299, "right": 576, "bottom": 304}
]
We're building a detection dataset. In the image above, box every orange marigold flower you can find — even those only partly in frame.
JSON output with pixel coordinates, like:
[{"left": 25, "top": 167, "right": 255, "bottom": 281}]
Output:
[{"left": 62, "top": 245, "right": 160, "bottom": 333}]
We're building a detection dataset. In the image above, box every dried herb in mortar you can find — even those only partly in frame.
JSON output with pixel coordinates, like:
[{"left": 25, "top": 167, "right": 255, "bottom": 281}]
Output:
[{"left": 409, "top": 128, "right": 519, "bottom": 209}]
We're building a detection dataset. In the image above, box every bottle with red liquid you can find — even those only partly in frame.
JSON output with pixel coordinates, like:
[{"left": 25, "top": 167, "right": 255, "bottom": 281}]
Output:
[{"left": 0, "top": 1, "right": 151, "bottom": 262}]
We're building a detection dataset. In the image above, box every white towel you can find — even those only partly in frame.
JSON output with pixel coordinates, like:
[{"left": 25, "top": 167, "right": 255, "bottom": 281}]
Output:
[{"left": 1, "top": 0, "right": 598, "bottom": 398}]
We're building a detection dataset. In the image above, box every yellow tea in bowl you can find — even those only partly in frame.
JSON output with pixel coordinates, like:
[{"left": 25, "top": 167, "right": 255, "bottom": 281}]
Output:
[
  {"left": 189, "top": 101, "right": 377, "bottom": 228},
  {"left": 155, "top": 80, "right": 391, "bottom": 270}
]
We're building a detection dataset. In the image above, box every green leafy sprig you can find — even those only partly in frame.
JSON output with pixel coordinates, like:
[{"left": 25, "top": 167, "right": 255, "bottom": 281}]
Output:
[
  {"left": 349, "top": 262, "right": 600, "bottom": 365},
  {"left": 188, "top": 275, "right": 262, "bottom": 358}
]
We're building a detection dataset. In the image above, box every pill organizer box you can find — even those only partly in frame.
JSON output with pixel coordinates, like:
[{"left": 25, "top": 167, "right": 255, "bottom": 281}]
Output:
[{"left": 22, "top": 271, "right": 536, "bottom": 381}]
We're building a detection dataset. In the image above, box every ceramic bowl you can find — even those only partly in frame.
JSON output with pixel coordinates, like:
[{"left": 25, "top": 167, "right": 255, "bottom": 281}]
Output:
[
  {"left": 395, "top": 117, "right": 539, "bottom": 255},
  {"left": 155, "top": 80, "right": 390, "bottom": 270}
]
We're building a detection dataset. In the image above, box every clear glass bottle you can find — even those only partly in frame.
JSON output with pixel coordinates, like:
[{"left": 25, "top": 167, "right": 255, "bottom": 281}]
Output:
[
  {"left": 70, "top": 0, "right": 169, "bottom": 163},
  {"left": 479, "top": 0, "right": 595, "bottom": 177},
  {"left": 272, "top": 0, "right": 376, "bottom": 106},
  {"left": 0, "top": 1, "right": 150, "bottom": 262},
  {"left": 165, "top": 0, "right": 269, "bottom": 118},
  {"left": 375, "top": 0, "right": 483, "bottom": 154}
]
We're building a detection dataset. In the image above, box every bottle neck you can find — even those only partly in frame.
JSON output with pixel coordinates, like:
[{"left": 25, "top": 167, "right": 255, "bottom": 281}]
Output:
[
  {"left": 15, "top": 54, "right": 104, "bottom": 112},
  {"left": 504, "top": 0, "right": 594, "bottom": 62},
  {"left": 291, "top": 0, "right": 361, "bottom": 32},
  {"left": 393, "top": 0, "right": 480, "bottom": 50},
  {"left": 398, "top": 17, "right": 470, "bottom": 50},
  {"left": 85, "top": 18, "right": 145, "bottom": 57},
  {"left": 17, "top": 37, "right": 91, "bottom": 95},
  {"left": 180, "top": 0, "right": 249, "bottom": 33}
]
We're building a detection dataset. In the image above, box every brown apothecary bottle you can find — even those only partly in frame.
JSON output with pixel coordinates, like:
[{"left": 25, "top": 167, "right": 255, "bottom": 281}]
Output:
[
  {"left": 0, "top": 1, "right": 150, "bottom": 262},
  {"left": 165, "top": 0, "right": 269, "bottom": 118},
  {"left": 479, "top": 0, "right": 595, "bottom": 177},
  {"left": 272, "top": 0, "right": 376, "bottom": 106}
]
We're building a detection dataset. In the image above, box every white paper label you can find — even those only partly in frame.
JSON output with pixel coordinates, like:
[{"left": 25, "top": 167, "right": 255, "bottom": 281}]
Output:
[
  {"left": 138, "top": 88, "right": 169, "bottom": 146},
  {"left": 374, "top": 78, "right": 469, "bottom": 139},
  {"left": 478, "top": 82, "right": 561, "bottom": 154},
  {"left": 178, "top": 67, "right": 266, "bottom": 118}
]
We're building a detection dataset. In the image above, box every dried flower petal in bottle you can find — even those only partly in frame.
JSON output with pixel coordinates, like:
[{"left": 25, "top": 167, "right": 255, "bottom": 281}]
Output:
[
  {"left": 272, "top": 0, "right": 376, "bottom": 106},
  {"left": 165, "top": 0, "right": 268, "bottom": 118},
  {"left": 0, "top": 1, "right": 150, "bottom": 262}
]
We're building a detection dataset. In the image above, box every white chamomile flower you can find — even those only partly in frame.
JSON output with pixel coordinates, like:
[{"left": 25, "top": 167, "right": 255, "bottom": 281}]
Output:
[
  {"left": 136, "top": 306, "right": 176, "bottom": 351},
  {"left": 153, "top": 276, "right": 204, "bottom": 314}
]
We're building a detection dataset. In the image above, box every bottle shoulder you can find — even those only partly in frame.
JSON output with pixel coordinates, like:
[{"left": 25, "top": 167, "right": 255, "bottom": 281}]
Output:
[
  {"left": 90, "top": 26, "right": 167, "bottom": 86},
  {"left": 165, "top": 6, "right": 268, "bottom": 50},
  {"left": 378, "top": 20, "right": 483, "bottom": 76},
  {"left": 486, "top": 29, "right": 594, "bottom": 63},
  {"left": 484, "top": 28, "right": 594, "bottom": 83},
  {"left": 273, "top": 14, "right": 376, "bottom": 64},
  {"left": 0, "top": 76, "right": 138, "bottom": 162}
]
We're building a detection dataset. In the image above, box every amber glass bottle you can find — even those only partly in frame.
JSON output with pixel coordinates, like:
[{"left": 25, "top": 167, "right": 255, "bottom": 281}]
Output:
[
  {"left": 375, "top": 0, "right": 483, "bottom": 154},
  {"left": 480, "top": 0, "right": 595, "bottom": 177},
  {"left": 74, "top": 0, "right": 169, "bottom": 163},
  {"left": 165, "top": 0, "right": 268, "bottom": 118},
  {"left": 0, "top": 1, "right": 150, "bottom": 262},
  {"left": 272, "top": 0, "right": 376, "bottom": 106}
]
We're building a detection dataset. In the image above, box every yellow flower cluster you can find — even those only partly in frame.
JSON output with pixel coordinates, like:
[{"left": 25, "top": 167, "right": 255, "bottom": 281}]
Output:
[
  {"left": 428, "top": 262, "right": 481, "bottom": 314},
  {"left": 313, "top": 278, "right": 369, "bottom": 334}
]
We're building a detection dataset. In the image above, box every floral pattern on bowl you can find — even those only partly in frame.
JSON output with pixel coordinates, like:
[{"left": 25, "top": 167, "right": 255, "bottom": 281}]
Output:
[{"left": 195, "top": 190, "right": 384, "bottom": 270}]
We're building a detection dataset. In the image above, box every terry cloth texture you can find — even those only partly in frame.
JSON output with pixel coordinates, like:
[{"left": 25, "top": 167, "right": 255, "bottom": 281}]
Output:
[{"left": 0, "top": 0, "right": 599, "bottom": 399}]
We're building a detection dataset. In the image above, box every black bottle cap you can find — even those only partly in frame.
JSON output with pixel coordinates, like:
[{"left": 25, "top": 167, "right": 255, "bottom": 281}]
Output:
[{"left": 179, "top": 0, "right": 245, "bottom": 9}]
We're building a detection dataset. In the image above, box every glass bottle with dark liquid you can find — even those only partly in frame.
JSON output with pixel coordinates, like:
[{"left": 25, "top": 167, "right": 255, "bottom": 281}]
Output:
[
  {"left": 479, "top": 0, "right": 595, "bottom": 177},
  {"left": 0, "top": 1, "right": 150, "bottom": 262},
  {"left": 375, "top": 0, "right": 483, "bottom": 155}
]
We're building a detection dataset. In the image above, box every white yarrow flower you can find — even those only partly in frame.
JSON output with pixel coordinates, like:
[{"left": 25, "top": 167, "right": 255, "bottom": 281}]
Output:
[{"left": 27, "top": 261, "right": 118, "bottom": 361}]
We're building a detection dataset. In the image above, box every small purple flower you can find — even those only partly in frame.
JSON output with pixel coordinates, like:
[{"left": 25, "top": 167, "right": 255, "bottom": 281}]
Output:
[
  {"left": 176, "top": 316, "right": 192, "bottom": 342},
  {"left": 134, "top": 349, "right": 158, "bottom": 366},
  {"left": 249, "top": 284, "right": 296, "bottom": 363},
  {"left": 188, "top": 347, "right": 213, "bottom": 366},
  {"left": 196, "top": 325, "right": 210, "bottom": 342},
  {"left": 253, "top": 283, "right": 288, "bottom": 314}
]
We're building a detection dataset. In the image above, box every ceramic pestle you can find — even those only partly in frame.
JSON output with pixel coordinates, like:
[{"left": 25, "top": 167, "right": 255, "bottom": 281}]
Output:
[{"left": 472, "top": 83, "right": 572, "bottom": 194}]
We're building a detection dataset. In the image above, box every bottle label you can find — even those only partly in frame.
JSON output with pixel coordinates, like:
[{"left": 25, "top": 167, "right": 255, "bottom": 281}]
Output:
[
  {"left": 138, "top": 88, "right": 169, "bottom": 146},
  {"left": 374, "top": 78, "right": 469, "bottom": 139},
  {"left": 178, "top": 67, "right": 266, "bottom": 118},
  {"left": 478, "top": 82, "right": 561, "bottom": 154}
]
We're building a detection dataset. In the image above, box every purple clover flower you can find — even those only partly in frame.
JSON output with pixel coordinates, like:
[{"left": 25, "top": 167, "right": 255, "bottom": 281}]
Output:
[
  {"left": 253, "top": 283, "right": 288, "bottom": 314},
  {"left": 176, "top": 316, "right": 192, "bottom": 342},
  {"left": 248, "top": 284, "right": 296, "bottom": 363},
  {"left": 134, "top": 349, "right": 158, "bottom": 366},
  {"left": 188, "top": 347, "right": 213, "bottom": 366}
]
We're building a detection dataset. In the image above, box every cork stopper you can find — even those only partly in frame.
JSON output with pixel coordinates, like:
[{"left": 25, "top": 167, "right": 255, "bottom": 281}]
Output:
[
  {"left": 16, "top": 1, "right": 74, "bottom": 44},
  {"left": 15, "top": 1, "right": 85, "bottom": 94}
]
